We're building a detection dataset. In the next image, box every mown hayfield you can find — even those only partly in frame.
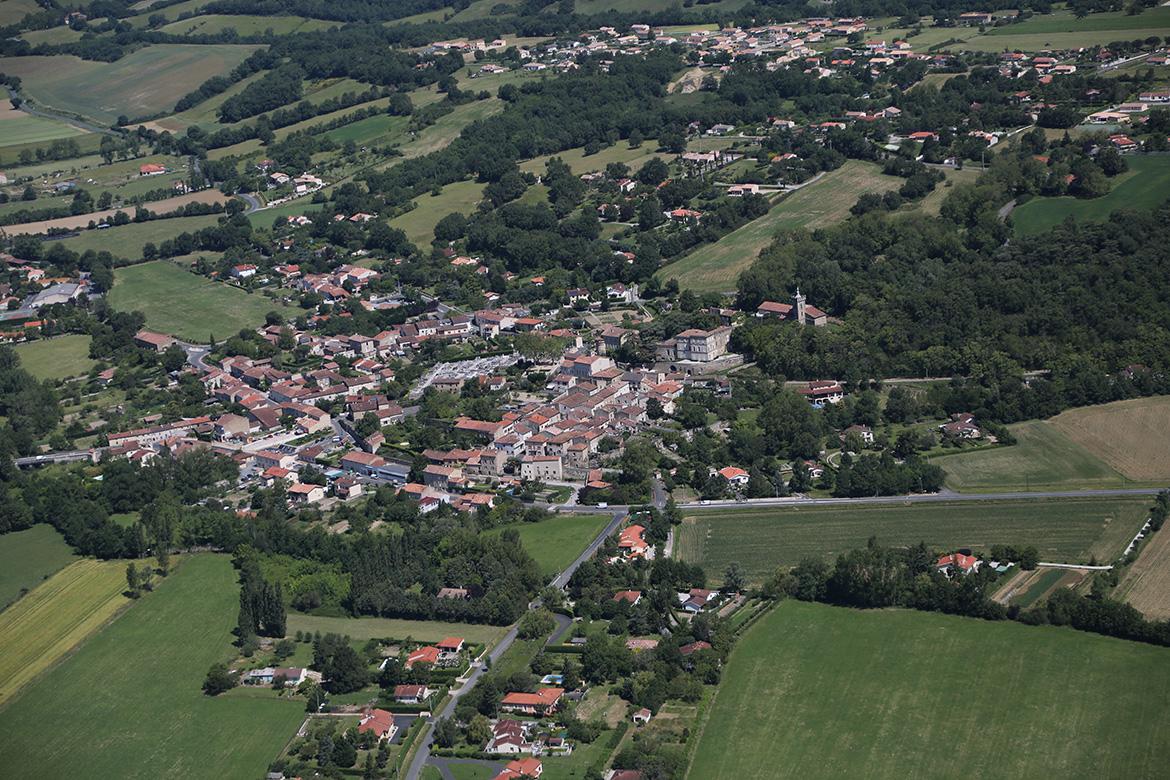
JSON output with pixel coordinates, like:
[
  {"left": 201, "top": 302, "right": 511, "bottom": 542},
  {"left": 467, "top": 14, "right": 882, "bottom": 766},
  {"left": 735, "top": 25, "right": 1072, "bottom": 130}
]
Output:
[
  {"left": 656, "top": 160, "right": 902, "bottom": 293},
  {"left": 323, "top": 112, "right": 410, "bottom": 146},
  {"left": 0, "top": 44, "right": 261, "bottom": 124},
  {"left": 0, "top": 555, "right": 305, "bottom": 779},
  {"left": 12, "top": 334, "right": 95, "bottom": 380},
  {"left": 0, "top": 558, "right": 129, "bottom": 706},
  {"left": 394, "top": 97, "right": 505, "bottom": 161},
  {"left": 938, "top": 419, "right": 1129, "bottom": 492},
  {"left": 484, "top": 513, "right": 612, "bottom": 577},
  {"left": 286, "top": 612, "right": 507, "bottom": 645},
  {"left": 0, "top": 525, "right": 77, "bottom": 611},
  {"left": 1115, "top": 526, "right": 1170, "bottom": 620},
  {"left": 0, "top": 112, "right": 85, "bottom": 145},
  {"left": 519, "top": 141, "right": 666, "bottom": 176},
  {"left": 159, "top": 12, "right": 335, "bottom": 36},
  {"left": 45, "top": 213, "right": 222, "bottom": 257},
  {"left": 0, "top": 0, "right": 41, "bottom": 25},
  {"left": 984, "top": 6, "right": 1170, "bottom": 36},
  {"left": 390, "top": 179, "right": 486, "bottom": 247},
  {"left": 108, "top": 260, "right": 295, "bottom": 341},
  {"left": 1012, "top": 156, "right": 1170, "bottom": 235},
  {"left": 1047, "top": 396, "right": 1170, "bottom": 483},
  {"left": 691, "top": 600, "right": 1170, "bottom": 779},
  {"left": 676, "top": 496, "right": 1150, "bottom": 584}
]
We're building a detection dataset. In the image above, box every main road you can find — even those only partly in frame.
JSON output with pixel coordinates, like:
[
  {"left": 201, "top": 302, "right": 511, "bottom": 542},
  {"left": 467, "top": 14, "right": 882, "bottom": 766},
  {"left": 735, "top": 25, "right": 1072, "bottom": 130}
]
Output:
[{"left": 404, "top": 510, "right": 627, "bottom": 780}]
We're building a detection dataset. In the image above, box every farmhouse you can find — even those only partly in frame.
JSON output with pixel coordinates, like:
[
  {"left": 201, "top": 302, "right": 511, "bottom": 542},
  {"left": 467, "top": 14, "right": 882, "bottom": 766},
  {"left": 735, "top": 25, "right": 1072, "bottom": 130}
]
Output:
[
  {"left": 134, "top": 330, "right": 177, "bottom": 352},
  {"left": 139, "top": 163, "right": 166, "bottom": 176},
  {"left": 937, "top": 552, "right": 981, "bottom": 576},
  {"left": 633, "top": 708, "right": 652, "bottom": 725},
  {"left": 500, "top": 687, "right": 564, "bottom": 716}
]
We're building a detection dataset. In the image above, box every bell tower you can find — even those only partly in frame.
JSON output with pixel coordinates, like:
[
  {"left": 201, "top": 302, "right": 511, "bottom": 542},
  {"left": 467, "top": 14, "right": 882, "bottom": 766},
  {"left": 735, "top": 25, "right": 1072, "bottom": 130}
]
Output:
[{"left": 794, "top": 287, "right": 807, "bottom": 325}]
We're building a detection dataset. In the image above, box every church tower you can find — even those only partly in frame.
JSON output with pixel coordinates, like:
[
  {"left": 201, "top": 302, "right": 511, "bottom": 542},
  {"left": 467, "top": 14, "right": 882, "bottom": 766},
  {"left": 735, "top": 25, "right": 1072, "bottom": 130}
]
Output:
[{"left": 794, "top": 287, "right": 807, "bottom": 326}]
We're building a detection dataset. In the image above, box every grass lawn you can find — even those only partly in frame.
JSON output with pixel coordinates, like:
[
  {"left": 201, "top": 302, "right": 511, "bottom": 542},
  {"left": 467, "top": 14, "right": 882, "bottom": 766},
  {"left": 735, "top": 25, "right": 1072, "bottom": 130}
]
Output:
[
  {"left": 484, "top": 513, "right": 612, "bottom": 578},
  {"left": 0, "top": 555, "right": 305, "bottom": 779},
  {"left": 0, "top": 45, "right": 262, "bottom": 124},
  {"left": 1012, "top": 156, "right": 1170, "bottom": 235},
  {"left": 45, "top": 213, "right": 224, "bottom": 257},
  {"left": 285, "top": 613, "right": 507, "bottom": 645},
  {"left": 12, "top": 334, "right": 95, "bottom": 381},
  {"left": 690, "top": 600, "right": 1170, "bottom": 779},
  {"left": 0, "top": 558, "right": 129, "bottom": 706},
  {"left": 940, "top": 397, "right": 1170, "bottom": 489},
  {"left": 390, "top": 179, "right": 486, "bottom": 247},
  {"left": 0, "top": 525, "right": 77, "bottom": 611},
  {"left": 108, "top": 260, "right": 295, "bottom": 342},
  {"left": 656, "top": 161, "right": 902, "bottom": 293},
  {"left": 676, "top": 496, "right": 1151, "bottom": 584}
]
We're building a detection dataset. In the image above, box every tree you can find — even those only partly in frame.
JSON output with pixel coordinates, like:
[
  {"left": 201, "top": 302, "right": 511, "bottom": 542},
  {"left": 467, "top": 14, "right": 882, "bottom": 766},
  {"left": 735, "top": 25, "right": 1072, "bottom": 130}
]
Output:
[
  {"left": 434, "top": 717, "right": 458, "bottom": 748},
  {"left": 323, "top": 644, "right": 370, "bottom": 693},
  {"left": 467, "top": 713, "right": 492, "bottom": 746},
  {"left": 203, "top": 663, "right": 237, "bottom": 695},
  {"left": 518, "top": 608, "right": 556, "bottom": 640},
  {"left": 125, "top": 563, "right": 141, "bottom": 597},
  {"left": 723, "top": 561, "right": 747, "bottom": 593},
  {"left": 332, "top": 737, "right": 357, "bottom": 768}
]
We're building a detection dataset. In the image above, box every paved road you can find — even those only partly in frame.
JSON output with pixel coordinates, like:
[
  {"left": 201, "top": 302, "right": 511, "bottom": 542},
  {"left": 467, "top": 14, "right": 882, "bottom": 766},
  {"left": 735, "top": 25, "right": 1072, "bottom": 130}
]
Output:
[
  {"left": 405, "top": 510, "right": 627, "bottom": 780},
  {"left": 547, "top": 612, "right": 573, "bottom": 645},
  {"left": 176, "top": 340, "right": 212, "bottom": 370},
  {"left": 238, "top": 192, "right": 263, "bottom": 214}
]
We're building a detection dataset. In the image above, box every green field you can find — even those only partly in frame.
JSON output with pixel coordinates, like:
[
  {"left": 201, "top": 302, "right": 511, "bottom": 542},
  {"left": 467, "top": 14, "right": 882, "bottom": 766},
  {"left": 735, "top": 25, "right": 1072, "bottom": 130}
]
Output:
[
  {"left": 0, "top": 44, "right": 261, "bottom": 124},
  {"left": 676, "top": 496, "right": 1150, "bottom": 583},
  {"left": 485, "top": 513, "right": 612, "bottom": 578},
  {"left": 13, "top": 334, "right": 95, "bottom": 381},
  {"left": 0, "top": 558, "right": 129, "bottom": 705},
  {"left": 0, "top": 0, "right": 41, "bottom": 25},
  {"left": 285, "top": 612, "right": 507, "bottom": 645},
  {"left": 986, "top": 6, "right": 1170, "bottom": 36},
  {"left": 324, "top": 112, "right": 410, "bottom": 146},
  {"left": 0, "top": 525, "right": 77, "bottom": 611},
  {"left": 1012, "top": 156, "right": 1170, "bottom": 235},
  {"left": 159, "top": 13, "right": 335, "bottom": 35},
  {"left": 518, "top": 140, "right": 667, "bottom": 176},
  {"left": 0, "top": 555, "right": 305, "bottom": 779},
  {"left": 45, "top": 213, "right": 223, "bottom": 257},
  {"left": 108, "top": 260, "right": 295, "bottom": 341},
  {"left": 937, "top": 420, "right": 1134, "bottom": 492},
  {"left": 0, "top": 113, "right": 86, "bottom": 145},
  {"left": 656, "top": 161, "right": 902, "bottom": 293},
  {"left": 690, "top": 600, "right": 1170, "bottom": 779},
  {"left": 390, "top": 179, "right": 486, "bottom": 247}
]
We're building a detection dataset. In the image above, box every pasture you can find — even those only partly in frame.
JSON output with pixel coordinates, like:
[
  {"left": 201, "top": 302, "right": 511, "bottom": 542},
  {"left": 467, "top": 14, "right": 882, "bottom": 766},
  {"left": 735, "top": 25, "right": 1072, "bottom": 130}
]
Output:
[
  {"left": 484, "top": 513, "right": 612, "bottom": 578},
  {"left": 108, "top": 260, "right": 295, "bottom": 341},
  {"left": 285, "top": 613, "right": 507, "bottom": 645},
  {"left": 1115, "top": 526, "right": 1170, "bottom": 620},
  {"left": 324, "top": 112, "right": 410, "bottom": 146},
  {"left": 0, "top": 558, "right": 129, "bottom": 706},
  {"left": 0, "top": 524, "right": 76, "bottom": 611},
  {"left": 519, "top": 141, "right": 666, "bottom": 177},
  {"left": 676, "top": 496, "right": 1150, "bottom": 583},
  {"left": 390, "top": 179, "right": 486, "bottom": 247},
  {"left": 0, "top": 112, "right": 85, "bottom": 145},
  {"left": 0, "top": 44, "right": 261, "bottom": 124},
  {"left": 12, "top": 334, "right": 95, "bottom": 381},
  {"left": 691, "top": 600, "right": 1170, "bottom": 779},
  {"left": 656, "top": 161, "right": 902, "bottom": 293},
  {"left": 4, "top": 189, "right": 228, "bottom": 236},
  {"left": 159, "top": 13, "right": 335, "bottom": 36},
  {"left": 0, "top": 0, "right": 41, "bottom": 25},
  {"left": 1012, "top": 156, "right": 1170, "bottom": 235},
  {"left": 0, "top": 555, "right": 305, "bottom": 779},
  {"left": 44, "top": 213, "right": 223, "bottom": 257}
]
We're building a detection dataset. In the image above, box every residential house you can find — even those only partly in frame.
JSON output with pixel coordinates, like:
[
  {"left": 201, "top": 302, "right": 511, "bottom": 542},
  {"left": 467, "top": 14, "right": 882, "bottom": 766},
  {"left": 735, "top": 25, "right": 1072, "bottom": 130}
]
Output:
[
  {"left": 937, "top": 552, "right": 981, "bottom": 576},
  {"left": 500, "top": 688, "right": 564, "bottom": 717},
  {"left": 358, "top": 709, "right": 399, "bottom": 742},
  {"left": 716, "top": 466, "right": 749, "bottom": 487},
  {"left": 393, "top": 685, "right": 433, "bottom": 704}
]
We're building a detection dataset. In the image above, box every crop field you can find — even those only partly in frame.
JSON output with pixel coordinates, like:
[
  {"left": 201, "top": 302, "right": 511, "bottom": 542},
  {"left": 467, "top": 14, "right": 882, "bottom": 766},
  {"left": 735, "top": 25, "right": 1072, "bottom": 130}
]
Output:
[
  {"left": 484, "top": 513, "right": 612, "bottom": 578},
  {"left": 1115, "top": 526, "right": 1170, "bottom": 620},
  {"left": 285, "top": 613, "right": 507, "bottom": 644},
  {"left": 0, "top": 525, "right": 77, "bottom": 611},
  {"left": 45, "top": 213, "right": 221, "bottom": 257},
  {"left": 12, "top": 334, "right": 96, "bottom": 380},
  {"left": 0, "top": 558, "right": 129, "bottom": 706},
  {"left": 108, "top": 260, "right": 294, "bottom": 341},
  {"left": 0, "top": 45, "right": 262, "bottom": 124},
  {"left": 0, "top": 555, "right": 305, "bottom": 779},
  {"left": 1047, "top": 397, "right": 1170, "bottom": 483},
  {"left": 676, "top": 496, "right": 1150, "bottom": 584},
  {"left": 159, "top": 13, "right": 335, "bottom": 36},
  {"left": 1012, "top": 156, "right": 1170, "bottom": 235},
  {"left": 656, "top": 161, "right": 902, "bottom": 293},
  {"left": 390, "top": 179, "right": 486, "bottom": 247},
  {"left": 937, "top": 420, "right": 1133, "bottom": 492},
  {"left": 691, "top": 600, "right": 1170, "bottom": 779}
]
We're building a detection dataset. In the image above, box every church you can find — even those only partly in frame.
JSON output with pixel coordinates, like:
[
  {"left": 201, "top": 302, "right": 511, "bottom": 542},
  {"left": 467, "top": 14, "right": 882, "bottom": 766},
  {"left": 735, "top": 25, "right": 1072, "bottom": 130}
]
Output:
[{"left": 754, "top": 289, "right": 828, "bottom": 327}]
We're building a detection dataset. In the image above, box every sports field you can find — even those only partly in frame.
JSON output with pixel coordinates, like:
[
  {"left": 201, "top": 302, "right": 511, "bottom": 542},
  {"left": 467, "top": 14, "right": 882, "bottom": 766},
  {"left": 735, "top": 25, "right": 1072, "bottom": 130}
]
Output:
[
  {"left": 676, "top": 496, "right": 1150, "bottom": 583},
  {"left": 285, "top": 613, "right": 507, "bottom": 644},
  {"left": 484, "top": 513, "right": 612, "bottom": 578},
  {"left": 656, "top": 161, "right": 902, "bottom": 293},
  {"left": 0, "top": 558, "right": 128, "bottom": 706},
  {"left": 690, "top": 600, "right": 1170, "bottom": 779},
  {"left": 940, "top": 397, "right": 1170, "bottom": 490},
  {"left": 1012, "top": 156, "right": 1170, "bottom": 235},
  {"left": 108, "top": 260, "right": 295, "bottom": 341},
  {"left": 1115, "top": 526, "right": 1170, "bottom": 620},
  {"left": 0, "top": 44, "right": 261, "bottom": 124},
  {"left": 0, "top": 555, "right": 305, "bottom": 779},
  {"left": 12, "top": 334, "right": 95, "bottom": 380},
  {"left": 390, "top": 179, "right": 486, "bottom": 247},
  {"left": 0, "top": 524, "right": 77, "bottom": 611}
]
